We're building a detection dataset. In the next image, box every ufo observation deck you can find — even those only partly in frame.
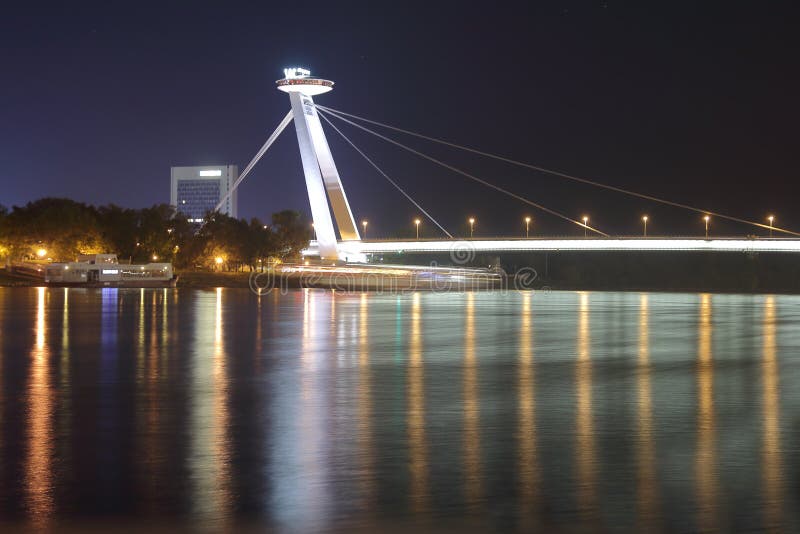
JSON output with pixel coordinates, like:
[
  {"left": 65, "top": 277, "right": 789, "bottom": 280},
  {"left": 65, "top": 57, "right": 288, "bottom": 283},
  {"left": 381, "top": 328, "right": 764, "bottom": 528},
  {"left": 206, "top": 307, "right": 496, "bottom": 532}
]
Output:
[{"left": 276, "top": 77, "right": 334, "bottom": 96}]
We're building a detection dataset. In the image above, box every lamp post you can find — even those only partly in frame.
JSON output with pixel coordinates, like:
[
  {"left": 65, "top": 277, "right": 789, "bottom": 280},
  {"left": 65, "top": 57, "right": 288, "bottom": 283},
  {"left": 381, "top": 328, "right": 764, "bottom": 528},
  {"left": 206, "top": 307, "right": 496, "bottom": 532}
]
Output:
[
  {"left": 642, "top": 215, "right": 648, "bottom": 237},
  {"left": 311, "top": 222, "right": 317, "bottom": 241},
  {"left": 704, "top": 215, "right": 710, "bottom": 238},
  {"left": 582, "top": 216, "right": 589, "bottom": 238},
  {"left": 525, "top": 216, "right": 531, "bottom": 238},
  {"left": 362, "top": 220, "right": 368, "bottom": 239},
  {"left": 768, "top": 215, "right": 774, "bottom": 237},
  {"left": 414, "top": 218, "right": 421, "bottom": 239},
  {"left": 469, "top": 217, "right": 475, "bottom": 238}
]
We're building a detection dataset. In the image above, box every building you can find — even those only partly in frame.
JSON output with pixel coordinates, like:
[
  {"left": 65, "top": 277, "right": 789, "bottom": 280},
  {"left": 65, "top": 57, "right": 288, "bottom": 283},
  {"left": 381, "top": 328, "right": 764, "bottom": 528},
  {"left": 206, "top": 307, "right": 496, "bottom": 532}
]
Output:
[{"left": 170, "top": 165, "right": 238, "bottom": 222}]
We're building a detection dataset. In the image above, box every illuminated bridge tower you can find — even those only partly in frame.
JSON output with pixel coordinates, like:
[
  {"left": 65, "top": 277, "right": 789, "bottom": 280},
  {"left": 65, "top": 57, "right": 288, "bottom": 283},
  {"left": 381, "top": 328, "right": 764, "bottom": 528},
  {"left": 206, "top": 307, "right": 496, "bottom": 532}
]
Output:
[{"left": 277, "top": 67, "right": 360, "bottom": 261}]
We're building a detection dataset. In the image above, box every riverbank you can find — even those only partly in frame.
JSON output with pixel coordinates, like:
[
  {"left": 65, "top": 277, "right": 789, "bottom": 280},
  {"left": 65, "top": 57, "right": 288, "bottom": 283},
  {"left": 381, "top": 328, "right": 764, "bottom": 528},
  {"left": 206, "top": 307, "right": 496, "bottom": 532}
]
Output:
[
  {"left": 2, "top": 256, "right": 799, "bottom": 294},
  {"left": 0, "top": 268, "right": 257, "bottom": 289},
  {"left": 0, "top": 269, "right": 36, "bottom": 287}
]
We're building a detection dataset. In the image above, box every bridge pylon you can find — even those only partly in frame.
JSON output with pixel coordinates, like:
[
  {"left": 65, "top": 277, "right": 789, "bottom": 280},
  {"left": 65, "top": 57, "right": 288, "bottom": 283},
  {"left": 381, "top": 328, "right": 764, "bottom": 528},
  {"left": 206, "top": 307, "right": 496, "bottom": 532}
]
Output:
[{"left": 277, "top": 68, "right": 360, "bottom": 261}]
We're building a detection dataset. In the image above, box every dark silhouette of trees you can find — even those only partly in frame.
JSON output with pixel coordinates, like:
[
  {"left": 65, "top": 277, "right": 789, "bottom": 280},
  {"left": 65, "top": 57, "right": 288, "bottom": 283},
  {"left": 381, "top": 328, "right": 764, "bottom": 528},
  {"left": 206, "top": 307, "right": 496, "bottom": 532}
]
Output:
[
  {"left": 0, "top": 198, "right": 310, "bottom": 269},
  {"left": 2, "top": 198, "right": 107, "bottom": 261},
  {"left": 271, "top": 210, "right": 311, "bottom": 260}
]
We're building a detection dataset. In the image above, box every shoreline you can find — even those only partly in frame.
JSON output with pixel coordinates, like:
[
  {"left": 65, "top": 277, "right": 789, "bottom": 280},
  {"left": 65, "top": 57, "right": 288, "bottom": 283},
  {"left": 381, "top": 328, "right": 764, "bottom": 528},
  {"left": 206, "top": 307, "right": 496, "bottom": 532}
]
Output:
[{"left": 2, "top": 268, "right": 799, "bottom": 295}]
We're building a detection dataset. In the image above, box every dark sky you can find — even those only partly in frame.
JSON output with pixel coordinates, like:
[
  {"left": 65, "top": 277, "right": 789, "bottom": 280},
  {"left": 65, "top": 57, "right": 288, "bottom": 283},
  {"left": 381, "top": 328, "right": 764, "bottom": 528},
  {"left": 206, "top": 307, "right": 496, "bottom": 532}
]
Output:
[{"left": 1, "top": 1, "right": 798, "bottom": 238}]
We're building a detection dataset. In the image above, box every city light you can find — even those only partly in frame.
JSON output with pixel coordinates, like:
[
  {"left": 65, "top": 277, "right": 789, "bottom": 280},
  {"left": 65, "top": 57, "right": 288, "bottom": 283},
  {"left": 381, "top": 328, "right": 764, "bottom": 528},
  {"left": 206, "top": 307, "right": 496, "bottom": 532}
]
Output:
[
  {"left": 524, "top": 216, "right": 531, "bottom": 238},
  {"left": 768, "top": 215, "right": 775, "bottom": 237},
  {"left": 469, "top": 217, "right": 475, "bottom": 238},
  {"left": 582, "top": 216, "right": 589, "bottom": 238},
  {"left": 152, "top": 254, "right": 159, "bottom": 261},
  {"left": 642, "top": 215, "right": 649, "bottom": 237},
  {"left": 36, "top": 248, "right": 47, "bottom": 258},
  {"left": 283, "top": 67, "right": 311, "bottom": 79},
  {"left": 215, "top": 256, "right": 223, "bottom": 265},
  {"left": 414, "top": 218, "right": 421, "bottom": 239}
]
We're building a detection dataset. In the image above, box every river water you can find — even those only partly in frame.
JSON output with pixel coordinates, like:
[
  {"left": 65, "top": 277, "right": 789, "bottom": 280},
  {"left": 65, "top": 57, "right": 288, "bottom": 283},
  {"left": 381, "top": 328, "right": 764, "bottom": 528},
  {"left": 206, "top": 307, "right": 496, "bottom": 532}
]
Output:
[{"left": 0, "top": 287, "right": 798, "bottom": 532}]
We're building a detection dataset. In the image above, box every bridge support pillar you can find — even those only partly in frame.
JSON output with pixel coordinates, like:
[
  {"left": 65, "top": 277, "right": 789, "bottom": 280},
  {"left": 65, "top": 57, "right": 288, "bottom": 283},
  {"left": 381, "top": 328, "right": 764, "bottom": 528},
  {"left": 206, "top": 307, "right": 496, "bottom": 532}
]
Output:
[{"left": 281, "top": 69, "right": 360, "bottom": 261}]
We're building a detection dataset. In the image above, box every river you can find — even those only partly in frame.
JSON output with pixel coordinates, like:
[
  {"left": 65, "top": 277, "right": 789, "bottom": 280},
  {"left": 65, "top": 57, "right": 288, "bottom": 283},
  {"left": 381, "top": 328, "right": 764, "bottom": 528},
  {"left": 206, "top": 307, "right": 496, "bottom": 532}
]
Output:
[{"left": 0, "top": 287, "right": 797, "bottom": 532}]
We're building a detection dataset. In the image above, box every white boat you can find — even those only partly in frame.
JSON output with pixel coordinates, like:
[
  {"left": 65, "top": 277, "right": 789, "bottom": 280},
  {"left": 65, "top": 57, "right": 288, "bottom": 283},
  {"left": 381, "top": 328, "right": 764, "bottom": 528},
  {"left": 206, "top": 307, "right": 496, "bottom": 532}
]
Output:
[{"left": 44, "top": 254, "right": 178, "bottom": 287}]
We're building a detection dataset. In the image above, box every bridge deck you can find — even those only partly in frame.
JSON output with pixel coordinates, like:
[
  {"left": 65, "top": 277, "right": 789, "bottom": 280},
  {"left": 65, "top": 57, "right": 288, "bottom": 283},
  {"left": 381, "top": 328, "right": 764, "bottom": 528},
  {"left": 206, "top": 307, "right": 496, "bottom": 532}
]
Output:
[{"left": 303, "top": 238, "right": 800, "bottom": 258}]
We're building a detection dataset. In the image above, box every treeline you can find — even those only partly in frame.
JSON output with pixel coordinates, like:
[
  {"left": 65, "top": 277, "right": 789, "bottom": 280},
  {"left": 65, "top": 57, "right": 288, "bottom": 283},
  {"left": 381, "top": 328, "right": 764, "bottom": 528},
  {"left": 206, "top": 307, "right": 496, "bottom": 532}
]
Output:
[{"left": 0, "top": 198, "right": 310, "bottom": 270}]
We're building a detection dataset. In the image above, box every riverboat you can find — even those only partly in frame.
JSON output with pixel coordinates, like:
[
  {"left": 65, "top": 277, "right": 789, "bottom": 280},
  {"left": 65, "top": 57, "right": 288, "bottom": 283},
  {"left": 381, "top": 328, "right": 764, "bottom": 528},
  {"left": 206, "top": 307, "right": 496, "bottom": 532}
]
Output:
[{"left": 44, "top": 254, "right": 178, "bottom": 288}]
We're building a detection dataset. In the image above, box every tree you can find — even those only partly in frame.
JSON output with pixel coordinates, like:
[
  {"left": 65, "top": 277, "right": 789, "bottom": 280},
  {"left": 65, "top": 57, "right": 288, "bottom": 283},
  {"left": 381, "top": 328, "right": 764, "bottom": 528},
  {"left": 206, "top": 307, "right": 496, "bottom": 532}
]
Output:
[
  {"left": 3, "top": 198, "right": 108, "bottom": 261},
  {"left": 271, "top": 210, "right": 309, "bottom": 261}
]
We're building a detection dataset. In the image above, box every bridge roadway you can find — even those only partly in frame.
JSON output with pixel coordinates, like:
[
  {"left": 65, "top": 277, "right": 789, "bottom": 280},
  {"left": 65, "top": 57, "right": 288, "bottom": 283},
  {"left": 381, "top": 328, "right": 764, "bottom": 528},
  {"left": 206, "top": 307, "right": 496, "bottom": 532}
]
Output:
[{"left": 303, "top": 237, "right": 800, "bottom": 262}]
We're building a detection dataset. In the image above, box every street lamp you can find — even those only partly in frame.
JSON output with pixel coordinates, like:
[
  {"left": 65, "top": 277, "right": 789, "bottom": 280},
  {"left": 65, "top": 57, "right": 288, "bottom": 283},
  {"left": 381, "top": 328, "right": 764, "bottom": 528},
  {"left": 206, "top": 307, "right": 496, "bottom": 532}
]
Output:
[
  {"left": 582, "top": 216, "right": 589, "bottom": 238},
  {"left": 468, "top": 217, "right": 475, "bottom": 238},
  {"left": 524, "top": 216, "right": 531, "bottom": 238},
  {"left": 362, "top": 220, "right": 368, "bottom": 239},
  {"left": 642, "top": 215, "right": 649, "bottom": 237},
  {"left": 414, "top": 218, "right": 421, "bottom": 239},
  {"left": 36, "top": 248, "right": 47, "bottom": 258},
  {"left": 767, "top": 215, "right": 775, "bottom": 238},
  {"left": 703, "top": 215, "right": 710, "bottom": 238},
  {"left": 152, "top": 254, "right": 159, "bottom": 261},
  {"left": 311, "top": 222, "right": 316, "bottom": 240}
]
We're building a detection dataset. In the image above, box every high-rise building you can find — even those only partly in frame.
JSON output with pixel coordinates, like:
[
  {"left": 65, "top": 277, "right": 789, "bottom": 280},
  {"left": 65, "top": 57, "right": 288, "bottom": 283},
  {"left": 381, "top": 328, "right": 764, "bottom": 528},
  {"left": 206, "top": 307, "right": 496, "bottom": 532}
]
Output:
[{"left": 170, "top": 165, "right": 238, "bottom": 222}]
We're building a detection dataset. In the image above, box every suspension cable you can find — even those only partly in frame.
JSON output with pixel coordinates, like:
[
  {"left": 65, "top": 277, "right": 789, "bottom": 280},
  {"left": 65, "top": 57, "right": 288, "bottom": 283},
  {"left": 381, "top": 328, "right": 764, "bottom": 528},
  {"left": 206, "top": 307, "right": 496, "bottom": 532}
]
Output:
[
  {"left": 318, "top": 113, "right": 453, "bottom": 238},
  {"left": 318, "top": 108, "right": 608, "bottom": 236},
  {"left": 215, "top": 110, "right": 293, "bottom": 212},
  {"left": 317, "top": 105, "right": 800, "bottom": 237}
]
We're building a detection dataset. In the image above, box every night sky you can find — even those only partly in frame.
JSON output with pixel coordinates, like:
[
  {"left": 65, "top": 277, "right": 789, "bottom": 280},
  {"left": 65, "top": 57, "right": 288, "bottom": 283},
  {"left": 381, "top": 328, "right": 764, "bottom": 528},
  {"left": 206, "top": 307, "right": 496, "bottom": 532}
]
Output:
[{"left": 2, "top": 1, "right": 798, "bottom": 238}]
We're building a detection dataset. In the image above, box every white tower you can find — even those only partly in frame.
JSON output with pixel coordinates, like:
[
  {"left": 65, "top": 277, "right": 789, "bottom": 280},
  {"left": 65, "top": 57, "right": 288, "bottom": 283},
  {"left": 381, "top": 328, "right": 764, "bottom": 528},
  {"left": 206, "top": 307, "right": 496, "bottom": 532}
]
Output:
[{"left": 277, "top": 68, "right": 360, "bottom": 261}]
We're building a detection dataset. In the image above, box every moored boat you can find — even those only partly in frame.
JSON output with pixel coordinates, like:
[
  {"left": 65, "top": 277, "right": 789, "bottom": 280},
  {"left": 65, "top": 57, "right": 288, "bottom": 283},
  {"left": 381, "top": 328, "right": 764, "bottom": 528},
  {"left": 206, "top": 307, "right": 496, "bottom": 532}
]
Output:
[{"left": 44, "top": 254, "right": 178, "bottom": 288}]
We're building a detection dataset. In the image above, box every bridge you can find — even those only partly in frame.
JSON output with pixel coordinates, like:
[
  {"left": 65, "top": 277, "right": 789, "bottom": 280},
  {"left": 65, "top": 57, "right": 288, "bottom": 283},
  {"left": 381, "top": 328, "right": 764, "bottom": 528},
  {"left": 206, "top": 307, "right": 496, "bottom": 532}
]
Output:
[
  {"left": 216, "top": 67, "right": 800, "bottom": 263},
  {"left": 321, "top": 238, "right": 800, "bottom": 262}
]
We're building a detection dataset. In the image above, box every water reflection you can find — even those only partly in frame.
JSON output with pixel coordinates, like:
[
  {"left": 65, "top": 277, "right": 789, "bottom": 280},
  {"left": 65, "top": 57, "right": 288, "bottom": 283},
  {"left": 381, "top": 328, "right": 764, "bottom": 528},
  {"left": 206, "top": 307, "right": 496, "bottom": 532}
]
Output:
[
  {"left": 290, "top": 289, "right": 329, "bottom": 529},
  {"left": 463, "top": 292, "right": 482, "bottom": 509},
  {"left": 636, "top": 294, "right": 659, "bottom": 529},
  {"left": 357, "top": 293, "right": 374, "bottom": 507},
  {"left": 1, "top": 288, "right": 798, "bottom": 531},
  {"left": 190, "top": 288, "right": 231, "bottom": 525},
  {"left": 575, "top": 292, "right": 596, "bottom": 519},
  {"left": 696, "top": 293, "right": 718, "bottom": 531},
  {"left": 517, "top": 291, "right": 538, "bottom": 527},
  {"left": 25, "top": 287, "right": 53, "bottom": 526},
  {"left": 407, "top": 292, "right": 428, "bottom": 513},
  {"left": 137, "top": 289, "right": 145, "bottom": 381},
  {"left": 61, "top": 288, "right": 69, "bottom": 353},
  {"left": 57, "top": 289, "right": 71, "bottom": 501},
  {"left": 761, "top": 295, "right": 783, "bottom": 530}
]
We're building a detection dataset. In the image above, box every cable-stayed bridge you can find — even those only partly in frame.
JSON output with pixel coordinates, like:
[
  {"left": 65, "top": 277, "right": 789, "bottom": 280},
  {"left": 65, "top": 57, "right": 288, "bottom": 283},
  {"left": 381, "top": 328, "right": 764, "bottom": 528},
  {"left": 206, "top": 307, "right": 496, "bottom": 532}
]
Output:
[{"left": 217, "top": 68, "right": 800, "bottom": 263}]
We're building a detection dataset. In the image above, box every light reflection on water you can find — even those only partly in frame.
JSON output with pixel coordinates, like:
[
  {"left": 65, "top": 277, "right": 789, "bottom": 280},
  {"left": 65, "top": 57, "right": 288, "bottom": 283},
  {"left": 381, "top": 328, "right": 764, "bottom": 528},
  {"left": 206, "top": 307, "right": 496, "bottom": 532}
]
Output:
[
  {"left": 636, "top": 294, "right": 659, "bottom": 530},
  {"left": 1, "top": 287, "right": 799, "bottom": 531},
  {"left": 25, "top": 286, "right": 52, "bottom": 527}
]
